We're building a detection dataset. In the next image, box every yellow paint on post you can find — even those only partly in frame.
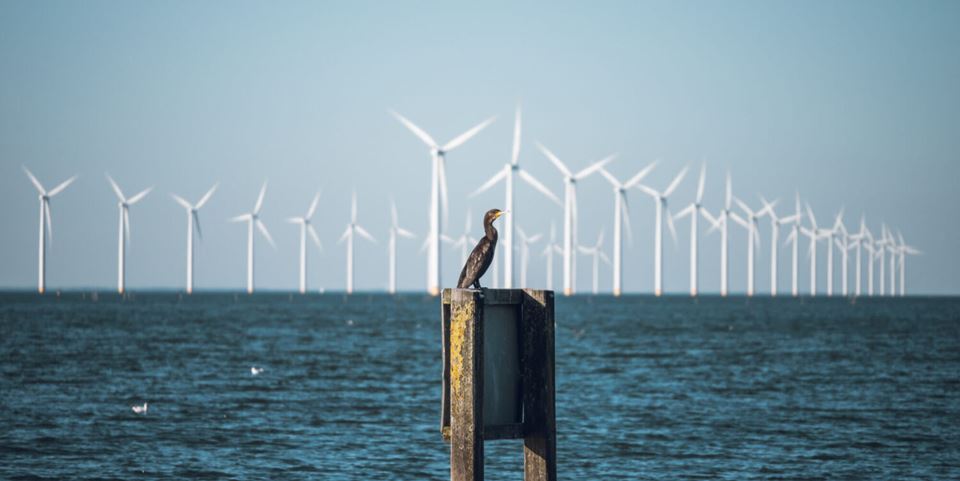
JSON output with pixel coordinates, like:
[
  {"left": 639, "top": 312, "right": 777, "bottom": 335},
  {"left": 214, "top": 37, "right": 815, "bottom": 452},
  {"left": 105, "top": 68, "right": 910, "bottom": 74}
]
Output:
[{"left": 449, "top": 300, "right": 474, "bottom": 393}]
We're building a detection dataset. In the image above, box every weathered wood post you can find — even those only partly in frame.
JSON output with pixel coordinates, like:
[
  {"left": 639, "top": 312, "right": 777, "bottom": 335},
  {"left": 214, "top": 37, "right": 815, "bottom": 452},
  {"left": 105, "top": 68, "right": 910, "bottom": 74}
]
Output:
[{"left": 441, "top": 288, "right": 556, "bottom": 481}]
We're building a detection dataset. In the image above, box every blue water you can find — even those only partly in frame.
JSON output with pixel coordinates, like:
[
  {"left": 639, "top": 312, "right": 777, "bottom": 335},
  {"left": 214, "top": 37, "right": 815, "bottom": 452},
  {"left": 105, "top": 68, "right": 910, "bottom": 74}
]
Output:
[{"left": 1, "top": 293, "right": 959, "bottom": 480}]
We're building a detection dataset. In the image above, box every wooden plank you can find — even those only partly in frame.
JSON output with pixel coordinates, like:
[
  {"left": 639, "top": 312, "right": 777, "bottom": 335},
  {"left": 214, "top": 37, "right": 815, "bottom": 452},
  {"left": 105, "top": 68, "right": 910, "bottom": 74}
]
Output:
[
  {"left": 441, "top": 291, "right": 452, "bottom": 439},
  {"left": 450, "top": 289, "right": 484, "bottom": 481},
  {"left": 522, "top": 289, "right": 556, "bottom": 481}
]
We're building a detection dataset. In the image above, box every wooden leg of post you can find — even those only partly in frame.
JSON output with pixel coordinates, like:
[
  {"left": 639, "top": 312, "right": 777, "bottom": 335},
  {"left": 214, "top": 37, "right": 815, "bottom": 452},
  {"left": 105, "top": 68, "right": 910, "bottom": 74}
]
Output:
[
  {"left": 450, "top": 289, "right": 484, "bottom": 481},
  {"left": 522, "top": 290, "right": 556, "bottom": 481}
]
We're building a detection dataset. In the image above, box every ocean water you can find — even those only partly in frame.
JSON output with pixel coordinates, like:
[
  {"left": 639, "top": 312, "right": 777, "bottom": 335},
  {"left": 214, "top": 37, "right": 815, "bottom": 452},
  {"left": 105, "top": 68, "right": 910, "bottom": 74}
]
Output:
[{"left": 1, "top": 292, "right": 959, "bottom": 480}]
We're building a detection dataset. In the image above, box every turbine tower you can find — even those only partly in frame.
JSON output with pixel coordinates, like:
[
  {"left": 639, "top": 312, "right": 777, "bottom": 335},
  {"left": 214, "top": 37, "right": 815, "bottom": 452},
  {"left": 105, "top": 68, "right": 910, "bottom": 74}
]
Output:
[
  {"left": 538, "top": 143, "right": 615, "bottom": 296},
  {"left": 22, "top": 166, "right": 77, "bottom": 294},
  {"left": 230, "top": 182, "right": 275, "bottom": 294},
  {"left": 516, "top": 226, "right": 542, "bottom": 288},
  {"left": 338, "top": 192, "right": 376, "bottom": 294},
  {"left": 471, "top": 107, "right": 560, "bottom": 288},
  {"left": 577, "top": 229, "right": 609, "bottom": 295},
  {"left": 702, "top": 173, "right": 734, "bottom": 296},
  {"left": 876, "top": 224, "right": 889, "bottom": 296},
  {"left": 848, "top": 217, "right": 871, "bottom": 297},
  {"left": 896, "top": 232, "right": 920, "bottom": 296},
  {"left": 637, "top": 166, "right": 689, "bottom": 296},
  {"left": 106, "top": 174, "right": 152, "bottom": 294},
  {"left": 761, "top": 196, "right": 800, "bottom": 297},
  {"left": 731, "top": 197, "right": 767, "bottom": 297},
  {"left": 800, "top": 204, "right": 826, "bottom": 296},
  {"left": 171, "top": 183, "right": 217, "bottom": 294},
  {"left": 833, "top": 215, "right": 851, "bottom": 297},
  {"left": 287, "top": 192, "right": 322, "bottom": 294},
  {"left": 390, "top": 111, "right": 495, "bottom": 296},
  {"left": 541, "top": 223, "right": 560, "bottom": 291},
  {"left": 823, "top": 209, "right": 844, "bottom": 297},
  {"left": 673, "top": 164, "right": 708, "bottom": 297},
  {"left": 387, "top": 199, "right": 415, "bottom": 294},
  {"left": 598, "top": 161, "right": 657, "bottom": 296}
]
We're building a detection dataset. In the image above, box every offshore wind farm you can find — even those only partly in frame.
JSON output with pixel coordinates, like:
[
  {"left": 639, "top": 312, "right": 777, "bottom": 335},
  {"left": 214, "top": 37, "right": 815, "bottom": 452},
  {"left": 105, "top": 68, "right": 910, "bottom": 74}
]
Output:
[{"left": 1, "top": 2, "right": 959, "bottom": 481}]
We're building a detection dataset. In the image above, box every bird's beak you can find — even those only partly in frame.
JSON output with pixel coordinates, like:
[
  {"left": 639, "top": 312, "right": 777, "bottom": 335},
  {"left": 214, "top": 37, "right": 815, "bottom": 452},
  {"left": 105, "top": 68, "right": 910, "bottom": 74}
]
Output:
[{"left": 496, "top": 210, "right": 508, "bottom": 219}]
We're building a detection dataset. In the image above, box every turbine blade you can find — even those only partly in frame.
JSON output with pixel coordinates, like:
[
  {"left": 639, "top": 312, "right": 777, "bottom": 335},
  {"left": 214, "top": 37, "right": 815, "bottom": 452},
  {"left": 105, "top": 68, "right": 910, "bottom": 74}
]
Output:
[
  {"left": 306, "top": 191, "right": 321, "bottom": 219},
  {"left": 308, "top": 225, "right": 322, "bottom": 250},
  {"left": 470, "top": 167, "right": 507, "bottom": 198},
  {"left": 439, "top": 158, "right": 449, "bottom": 224},
  {"left": 663, "top": 166, "right": 688, "bottom": 198},
  {"left": 574, "top": 154, "right": 617, "bottom": 180},
  {"left": 396, "top": 228, "right": 416, "bottom": 239},
  {"left": 339, "top": 226, "right": 351, "bottom": 244},
  {"left": 528, "top": 234, "right": 542, "bottom": 244},
  {"left": 785, "top": 229, "right": 796, "bottom": 245},
  {"left": 674, "top": 204, "right": 694, "bottom": 219},
  {"left": 22, "top": 166, "right": 46, "bottom": 194},
  {"left": 518, "top": 169, "right": 562, "bottom": 206},
  {"left": 171, "top": 194, "right": 192, "bottom": 209},
  {"left": 665, "top": 206, "right": 678, "bottom": 246},
  {"left": 701, "top": 208, "right": 718, "bottom": 227},
  {"left": 624, "top": 160, "right": 659, "bottom": 189},
  {"left": 256, "top": 220, "right": 276, "bottom": 248},
  {"left": 805, "top": 204, "right": 818, "bottom": 229},
  {"left": 123, "top": 207, "right": 131, "bottom": 243},
  {"left": 730, "top": 211, "right": 749, "bottom": 229},
  {"left": 734, "top": 197, "right": 753, "bottom": 217},
  {"left": 695, "top": 163, "right": 706, "bottom": 204},
  {"left": 230, "top": 214, "right": 252, "bottom": 222},
  {"left": 442, "top": 116, "right": 496, "bottom": 152},
  {"left": 253, "top": 182, "right": 267, "bottom": 215},
  {"left": 621, "top": 194, "right": 634, "bottom": 246},
  {"left": 511, "top": 107, "right": 521, "bottom": 166},
  {"left": 635, "top": 184, "right": 659, "bottom": 198},
  {"left": 106, "top": 174, "right": 125, "bottom": 201},
  {"left": 47, "top": 175, "right": 76, "bottom": 197},
  {"left": 193, "top": 211, "right": 203, "bottom": 240},
  {"left": 195, "top": 183, "right": 218, "bottom": 209},
  {"left": 355, "top": 225, "right": 376, "bottom": 243},
  {"left": 127, "top": 187, "right": 152, "bottom": 205},
  {"left": 390, "top": 110, "right": 437, "bottom": 148},
  {"left": 599, "top": 251, "right": 611, "bottom": 265},
  {"left": 351, "top": 191, "right": 357, "bottom": 223},
  {"left": 597, "top": 167, "right": 620, "bottom": 188},
  {"left": 390, "top": 198, "right": 399, "bottom": 227},
  {"left": 725, "top": 173, "right": 732, "bottom": 210},
  {"left": 44, "top": 201, "right": 53, "bottom": 243},
  {"left": 536, "top": 142, "right": 572, "bottom": 178}
]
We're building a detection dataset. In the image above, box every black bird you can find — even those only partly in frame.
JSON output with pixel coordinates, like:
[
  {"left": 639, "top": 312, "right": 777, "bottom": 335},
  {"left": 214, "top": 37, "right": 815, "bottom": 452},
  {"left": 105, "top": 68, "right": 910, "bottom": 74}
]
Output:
[{"left": 457, "top": 209, "right": 504, "bottom": 288}]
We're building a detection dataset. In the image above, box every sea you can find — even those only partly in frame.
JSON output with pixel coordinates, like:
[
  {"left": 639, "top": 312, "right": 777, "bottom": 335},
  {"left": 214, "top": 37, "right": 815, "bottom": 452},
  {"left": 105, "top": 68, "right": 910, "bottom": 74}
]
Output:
[{"left": 1, "top": 292, "right": 958, "bottom": 480}]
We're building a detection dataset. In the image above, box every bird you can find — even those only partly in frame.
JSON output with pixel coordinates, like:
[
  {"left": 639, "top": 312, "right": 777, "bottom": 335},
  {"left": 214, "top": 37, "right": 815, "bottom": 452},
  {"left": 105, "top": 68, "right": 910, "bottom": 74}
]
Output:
[
  {"left": 131, "top": 403, "right": 148, "bottom": 414},
  {"left": 457, "top": 209, "right": 504, "bottom": 289},
  {"left": 250, "top": 366, "right": 264, "bottom": 376}
]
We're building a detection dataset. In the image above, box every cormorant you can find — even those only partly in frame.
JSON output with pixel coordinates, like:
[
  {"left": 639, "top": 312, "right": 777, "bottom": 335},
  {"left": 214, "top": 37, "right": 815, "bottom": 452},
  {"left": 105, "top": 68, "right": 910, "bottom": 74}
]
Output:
[{"left": 457, "top": 209, "right": 504, "bottom": 288}]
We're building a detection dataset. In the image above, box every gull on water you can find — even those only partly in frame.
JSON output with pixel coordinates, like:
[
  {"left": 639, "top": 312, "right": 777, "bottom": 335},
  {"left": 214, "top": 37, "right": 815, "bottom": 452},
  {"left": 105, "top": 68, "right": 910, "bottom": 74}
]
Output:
[
  {"left": 251, "top": 366, "right": 264, "bottom": 376},
  {"left": 131, "top": 403, "right": 148, "bottom": 414}
]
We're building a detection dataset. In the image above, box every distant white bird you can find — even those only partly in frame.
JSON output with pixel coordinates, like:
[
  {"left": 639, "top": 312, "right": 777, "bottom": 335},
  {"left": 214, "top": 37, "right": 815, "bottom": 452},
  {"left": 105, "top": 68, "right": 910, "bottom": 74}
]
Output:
[
  {"left": 131, "top": 402, "right": 148, "bottom": 414},
  {"left": 250, "top": 366, "right": 264, "bottom": 376}
]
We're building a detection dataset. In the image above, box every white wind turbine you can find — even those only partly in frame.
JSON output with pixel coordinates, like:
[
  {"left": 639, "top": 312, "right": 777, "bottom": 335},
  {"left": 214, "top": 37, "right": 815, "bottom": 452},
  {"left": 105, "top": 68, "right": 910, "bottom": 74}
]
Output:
[
  {"left": 106, "top": 175, "right": 152, "bottom": 294},
  {"left": 230, "top": 182, "right": 275, "bottom": 294},
  {"left": 730, "top": 197, "right": 768, "bottom": 297},
  {"left": 876, "top": 224, "right": 889, "bottom": 296},
  {"left": 577, "top": 229, "right": 609, "bottom": 295},
  {"left": 637, "top": 166, "right": 689, "bottom": 296},
  {"left": 863, "top": 231, "right": 877, "bottom": 296},
  {"left": 22, "top": 166, "right": 77, "bottom": 294},
  {"left": 171, "top": 183, "right": 217, "bottom": 294},
  {"left": 339, "top": 192, "right": 376, "bottom": 294},
  {"left": 896, "top": 232, "right": 920, "bottom": 296},
  {"left": 822, "top": 209, "right": 844, "bottom": 297},
  {"left": 516, "top": 226, "right": 542, "bottom": 288},
  {"left": 287, "top": 192, "right": 322, "bottom": 294},
  {"left": 598, "top": 161, "right": 658, "bottom": 296},
  {"left": 391, "top": 111, "right": 495, "bottom": 296},
  {"left": 886, "top": 228, "right": 898, "bottom": 297},
  {"left": 541, "top": 223, "right": 561, "bottom": 291},
  {"left": 387, "top": 199, "right": 415, "bottom": 294},
  {"left": 538, "top": 143, "right": 616, "bottom": 296},
  {"left": 782, "top": 193, "right": 804, "bottom": 297},
  {"left": 800, "top": 204, "right": 829, "bottom": 296},
  {"left": 760, "top": 196, "right": 800, "bottom": 297},
  {"left": 471, "top": 107, "right": 561, "bottom": 288},
  {"left": 833, "top": 216, "right": 851, "bottom": 297},
  {"left": 673, "top": 164, "right": 708, "bottom": 297},
  {"left": 702, "top": 173, "right": 735, "bottom": 296},
  {"left": 848, "top": 217, "right": 871, "bottom": 297}
]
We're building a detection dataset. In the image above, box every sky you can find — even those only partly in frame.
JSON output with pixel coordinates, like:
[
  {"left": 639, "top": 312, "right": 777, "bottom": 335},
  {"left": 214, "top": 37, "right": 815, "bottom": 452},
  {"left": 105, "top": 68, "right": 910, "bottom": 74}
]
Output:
[{"left": 1, "top": 0, "right": 958, "bottom": 294}]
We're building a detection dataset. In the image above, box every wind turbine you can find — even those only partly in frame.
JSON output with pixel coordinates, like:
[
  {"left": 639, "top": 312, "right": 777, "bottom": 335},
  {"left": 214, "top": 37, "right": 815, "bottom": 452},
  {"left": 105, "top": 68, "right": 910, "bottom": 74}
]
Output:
[
  {"left": 876, "top": 224, "right": 889, "bottom": 296},
  {"left": 886, "top": 228, "right": 897, "bottom": 297},
  {"left": 516, "top": 226, "right": 542, "bottom": 288},
  {"left": 106, "top": 174, "right": 152, "bottom": 294},
  {"left": 760, "top": 196, "right": 800, "bottom": 296},
  {"left": 637, "top": 166, "right": 688, "bottom": 296},
  {"left": 387, "top": 199, "right": 415, "bottom": 294},
  {"left": 848, "top": 217, "right": 871, "bottom": 297},
  {"left": 731, "top": 197, "right": 767, "bottom": 297},
  {"left": 673, "top": 163, "right": 708, "bottom": 297},
  {"left": 599, "top": 161, "right": 657, "bottom": 296},
  {"left": 577, "top": 229, "right": 609, "bottom": 295},
  {"left": 702, "top": 173, "right": 734, "bottom": 296},
  {"left": 471, "top": 107, "right": 560, "bottom": 288},
  {"left": 863, "top": 233, "right": 877, "bottom": 296},
  {"left": 339, "top": 192, "right": 376, "bottom": 294},
  {"left": 390, "top": 110, "right": 495, "bottom": 296},
  {"left": 541, "top": 223, "right": 561, "bottom": 291},
  {"left": 782, "top": 193, "right": 804, "bottom": 297},
  {"left": 230, "top": 182, "right": 275, "bottom": 294},
  {"left": 538, "top": 143, "right": 615, "bottom": 296},
  {"left": 896, "top": 232, "right": 920, "bottom": 296},
  {"left": 287, "top": 192, "right": 322, "bottom": 294},
  {"left": 22, "top": 166, "right": 77, "bottom": 294},
  {"left": 822, "top": 209, "right": 844, "bottom": 297},
  {"left": 833, "top": 215, "right": 851, "bottom": 297},
  {"left": 800, "top": 204, "right": 826, "bottom": 296},
  {"left": 171, "top": 183, "right": 217, "bottom": 294}
]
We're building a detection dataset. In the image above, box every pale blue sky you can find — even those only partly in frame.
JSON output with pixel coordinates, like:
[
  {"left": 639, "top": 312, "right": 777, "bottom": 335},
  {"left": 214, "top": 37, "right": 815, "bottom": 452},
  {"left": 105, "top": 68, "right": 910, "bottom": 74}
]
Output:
[{"left": 1, "top": 1, "right": 957, "bottom": 294}]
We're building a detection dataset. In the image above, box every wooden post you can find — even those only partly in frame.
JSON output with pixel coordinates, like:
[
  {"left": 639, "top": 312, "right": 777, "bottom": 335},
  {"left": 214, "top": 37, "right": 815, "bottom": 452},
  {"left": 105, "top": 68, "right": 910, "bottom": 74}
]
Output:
[
  {"left": 442, "top": 288, "right": 555, "bottom": 481},
  {"left": 449, "top": 289, "right": 483, "bottom": 481},
  {"left": 522, "top": 289, "right": 556, "bottom": 481}
]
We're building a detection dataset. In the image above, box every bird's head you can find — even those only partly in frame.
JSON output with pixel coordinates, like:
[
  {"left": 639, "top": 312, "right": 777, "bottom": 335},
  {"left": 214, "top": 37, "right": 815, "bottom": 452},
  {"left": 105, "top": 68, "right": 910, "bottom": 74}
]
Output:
[{"left": 484, "top": 209, "right": 505, "bottom": 226}]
